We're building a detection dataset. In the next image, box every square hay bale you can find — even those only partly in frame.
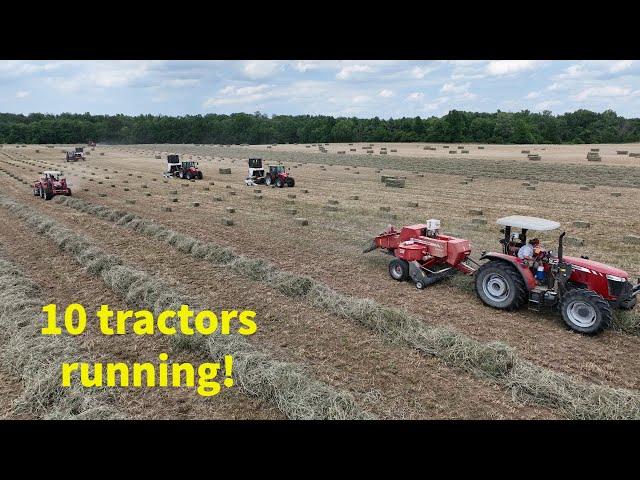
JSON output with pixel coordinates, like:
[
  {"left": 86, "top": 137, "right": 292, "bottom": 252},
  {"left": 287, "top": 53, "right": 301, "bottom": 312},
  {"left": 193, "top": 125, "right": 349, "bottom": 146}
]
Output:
[
  {"left": 406, "top": 201, "right": 418, "bottom": 207},
  {"left": 521, "top": 150, "right": 530, "bottom": 154},
  {"left": 225, "top": 207, "right": 235, "bottom": 213},
  {"left": 379, "top": 206, "right": 390, "bottom": 212},
  {"left": 617, "top": 150, "right": 629, "bottom": 155},
  {"left": 590, "top": 148, "right": 600, "bottom": 152},
  {"left": 469, "top": 208, "right": 483, "bottom": 216},
  {"left": 301, "top": 189, "right": 309, "bottom": 193},
  {"left": 192, "top": 202, "right": 200, "bottom": 207},
  {"left": 565, "top": 236, "right": 584, "bottom": 246},
  {"left": 623, "top": 234, "right": 640, "bottom": 245},
  {"left": 222, "top": 218, "right": 234, "bottom": 226},
  {"left": 295, "top": 217, "right": 309, "bottom": 226},
  {"left": 385, "top": 178, "right": 406, "bottom": 188},
  {"left": 155, "top": 155, "right": 161, "bottom": 159},
  {"left": 390, "top": 149, "right": 397, "bottom": 152},
  {"left": 349, "top": 195, "right": 359, "bottom": 200},
  {"left": 579, "top": 186, "right": 590, "bottom": 191},
  {"left": 526, "top": 186, "right": 536, "bottom": 191},
  {"left": 573, "top": 221, "right": 591, "bottom": 228},
  {"left": 254, "top": 194, "right": 263, "bottom": 200},
  {"left": 461, "top": 150, "right": 469, "bottom": 154},
  {"left": 478, "top": 146, "right": 485, "bottom": 149},
  {"left": 219, "top": 168, "right": 232, "bottom": 174},
  {"left": 327, "top": 199, "right": 339, "bottom": 205},
  {"left": 522, "top": 182, "right": 531, "bottom": 186},
  {"left": 209, "top": 181, "right": 215, "bottom": 185},
  {"left": 471, "top": 218, "right": 487, "bottom": 225},
  {"left": 286, "top": 208, "right": 297, "bottom": 215},
  {"left": 337, "top": 151, "right": 346, "bottom": 154},
  {"left": 528, "top": 154, "right": 541, "bottom": 161},
  {"left": 213, "top": 196, "right": 223, "bottom": 201},
  {"left": 324, "top": 205, "right": 339, "bottom": 212},
  {"left": 229, "top": 191, "right": 237, "bottom": 196},
  {"left": 99, "top": 193, "right": 107, "bottom": 197},
  {"left": 629, "top": 153, "right": 640, "bottom": 158},
  {"left": 417, "top": 173, "right": 424, "bottom": 178},
  {"left": 171, "top": 198, "right": 179, "bottom": 202},
  {"left": 611, "top": 192, "right": 622, "bottom": 197},
  {"left": 163, "top": 207, "right": 172, "bottom": 212},
  {"left": 285, "top": 199, "right": 295, "bottom": 205},
  {"left": 350, "top": 149, "right": 356, "bottom": 152},
  {"left": 287, "top": 193, "right": 296, "bottom": 199},
  {"left": 449, "top": 150, "right": 457, "bottom": 154},
  {"left": 126, "top": 199, "right": 135, "bottom": 204}
]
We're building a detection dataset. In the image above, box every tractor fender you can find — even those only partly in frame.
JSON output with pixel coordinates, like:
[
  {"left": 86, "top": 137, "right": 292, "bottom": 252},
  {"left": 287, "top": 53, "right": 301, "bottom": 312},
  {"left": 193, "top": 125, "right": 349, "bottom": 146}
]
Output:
[{"left": 479, "top": 252, "right": 537, "bottom": 291}]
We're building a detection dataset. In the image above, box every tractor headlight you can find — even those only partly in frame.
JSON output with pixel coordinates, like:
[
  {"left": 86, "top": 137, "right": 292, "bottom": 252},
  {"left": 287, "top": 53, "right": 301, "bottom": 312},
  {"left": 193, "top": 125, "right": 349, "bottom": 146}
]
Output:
[{"left": 606, "top": 274, "right": 626, "bottom": 282}]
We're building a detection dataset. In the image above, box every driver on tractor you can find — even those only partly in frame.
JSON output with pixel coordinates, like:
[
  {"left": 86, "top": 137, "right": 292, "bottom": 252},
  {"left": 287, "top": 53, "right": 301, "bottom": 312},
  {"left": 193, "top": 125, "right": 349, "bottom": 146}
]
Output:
[{"left": 518, "top": 237, "right": 542, "bottom": 260}]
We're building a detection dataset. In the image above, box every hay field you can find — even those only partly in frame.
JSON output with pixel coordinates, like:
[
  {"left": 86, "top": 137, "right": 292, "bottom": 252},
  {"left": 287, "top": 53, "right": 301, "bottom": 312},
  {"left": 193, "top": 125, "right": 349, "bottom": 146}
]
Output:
[{"left": 0, "top": 141, "right": 639, "bottom": 420}]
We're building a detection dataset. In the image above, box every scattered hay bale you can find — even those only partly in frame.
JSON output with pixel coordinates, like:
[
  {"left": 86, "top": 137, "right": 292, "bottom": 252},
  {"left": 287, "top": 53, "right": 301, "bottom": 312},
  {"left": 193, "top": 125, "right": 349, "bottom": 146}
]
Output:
[
  {"left": 213, "top": 196, "right": 223, "bottom": 201},
  {"left": 390, "top": 149, "right": 397, "bottom": 153},
  {"left": 617, "top": 151, "right": 629, "bottom": 155},
  {"left": 521, "top": 150, "right": 530, "bottom": 154},
  {"left": 287, "top": 193, "right": 296, "bottom": 199},
  {"left": 295, "top": 217, "right": 309, "bottom": 226},
  {"left": 528, "top": 154, "right": 541, "bottom": 161},
  {"left": 337, "top": 151, "right": 346, "bottom": 154},
  {"left": 457, "top": 146, "right": 464, "bottom": 150},
  {"left": 623, "top": 234, "right": 640, "bottom": 245},
  {"left": 590, "top": 148, "right": 600, "bottom": 152},
  {"left": 573, "top": 221, "right": 591, "bottom": 228},
  {"left": 379, "top": 206, "right": 390, "bottom": 212},
  {"left": 611, "top": 192, "right": 622, "bottom": 197},
  {"left": 526, "top": 186, "right": 536, "bottom": 191},
  {"left": 469, "top": 208, "right": 483, "bottom": 216},
  {"left": 565, "top": 236, "right": 584, "bottom": 247},
  {"left": 171, "top": 198, "right": 178, "bottom": 203},
  {"left": 192, "top": 202, "right": 200, "bottom": 207},
  {"left": 328, "top": 199, "right": 339, "bottom": 205},
  {"left": 405, "top": 201, "right": 418, "bottom": 208},
  {"left": 350, "top": 149, "right": 356, "bottom": 152},
  {"left": 579, "top": 186, "right": 590, "bottom": 191},
  {"left": 286, "top": 208, "right": 297, "bottom": 215},
  {"left": 255, "top": 194, "right": 263, "bottom": 200},
  {"left": 478, "top": 146, "right": 485, "bottom": 149},
  {"left": 225, "top": 207, "right": 235, "bottom": 214},
  {"left": 155, "top": 155, "right": 161, "bottom": 159},
  {"left": 254, "top": 189, "right": 262, "bottom": 194},
  {"left": 126, "top": 199, "right": 135, "bottom": 204},
  {"left": 384, "top": 178, "right": 406, "bottom": 188},
  {"left": 219, "top": 168, "right": 232, "bottom": 174},
  {"left": 324, "top": 205, "right": 339, "bottom": 212},
  {"left": 587, "top": 152, "right": 602, "bottom": 161},
  {"left": 449, "top": 150, "right": 456, "bottom": 154},
  {"left": 471, "top": 218, "right": 487, "bottom": 225},
  {"left": 349, "top": 195, "right": 359, "bottom": 200},
  {"left": 163, "top": 207, "right": 172, "bottom": 212},
  {"left": 522, "top": 182, "right": 530, "bottom": 186},
  {"left": 461, "top": 150, "right": 469, "bottom": 154},
  {"left": 629, "top": 153, "right": 640, "bottom": 158},
  {"left": 222, "top": 218, "right": 234, "bottom": 226}
]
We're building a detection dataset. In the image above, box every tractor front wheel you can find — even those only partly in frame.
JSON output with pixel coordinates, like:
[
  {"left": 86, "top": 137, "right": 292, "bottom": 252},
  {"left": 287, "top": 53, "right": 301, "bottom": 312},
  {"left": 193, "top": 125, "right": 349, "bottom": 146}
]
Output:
[
  {"left": 43, "top": 190, "right": 52, "bottom": 201},
  {"left": 186, "top": 172, "right": 192, "bottom": 180},
  {"left": 275, "top": 178, "right": 283, "bottom": 188},
  {"left": 389, "top": 258, "right": 409, "bottom": 282},
  {"left": 66, "top": 189, "right": 72, "bottom": 196},
  {"left": 475, "top": 260, "right": 527, "bottom": 311},
  {"left": 33, "top": 187, "right": 40, "bottom": 196},
  {"left": 560, "top": 289, "right": 612, "bottom": 334},
  {"left": 40, "top": 188, "right": 45, "bottom": 199},
  {"left": 265, "top": 176, "right": 272, "bottom": 186}
]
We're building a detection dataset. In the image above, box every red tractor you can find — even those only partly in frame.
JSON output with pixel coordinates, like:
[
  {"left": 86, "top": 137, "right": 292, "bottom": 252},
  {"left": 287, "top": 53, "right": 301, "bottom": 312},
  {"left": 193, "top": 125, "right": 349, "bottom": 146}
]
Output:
[
  {"left": 165, "top": 155, "right": 203, "bottom": 180},
  {"left": 33, "top": 170, "right": 72, "bottom": 200},
  {"left": 66, "top": 147, "right": 85, "bottom": 162},
  {"left": 365, "top": 216, "right": 640, "bottom": 335},
  {"left": 264, "top": 165, "right": 294, "bottom": 188}
]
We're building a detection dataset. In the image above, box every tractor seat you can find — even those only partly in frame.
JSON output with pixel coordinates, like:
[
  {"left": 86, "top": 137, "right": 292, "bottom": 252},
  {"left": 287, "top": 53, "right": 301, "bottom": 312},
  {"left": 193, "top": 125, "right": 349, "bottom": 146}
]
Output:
[{"left": 508, "top": 243, "right": 523, "bottom": 256}]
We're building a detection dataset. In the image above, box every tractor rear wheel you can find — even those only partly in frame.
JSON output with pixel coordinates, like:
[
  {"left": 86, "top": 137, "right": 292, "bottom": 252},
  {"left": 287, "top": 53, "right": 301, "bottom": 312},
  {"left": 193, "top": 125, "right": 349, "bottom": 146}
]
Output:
[
  {"left": 286, "top": 178, "right": 295, "bottom": 187},
  {"left": 198, "top": 172, "right": 203, "bottom": 180},
  {"left": 559, "top": 289, "right": 612, "bottom": 334},
  {"left": 475, "top": 260, "right": 527, "bottom": 311},
  {"left": 389, "top": 258, "right": 409, "bottom": 282}
]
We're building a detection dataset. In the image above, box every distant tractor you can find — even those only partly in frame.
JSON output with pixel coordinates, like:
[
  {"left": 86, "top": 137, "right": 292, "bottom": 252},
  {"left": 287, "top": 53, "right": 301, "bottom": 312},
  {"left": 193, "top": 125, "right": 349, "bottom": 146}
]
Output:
[
  {"left": 164, "top": 154, "right": 203, "bottom": 180},
  {"left": 33, "top": 170, "right": 72, "bottom": 200},
  {"left": 66, "top": 147, "right": 85, "bottom": 162},
  {"left": 264, "top": 165, "right": 294, "bottom": 187},
  {"left": 88, "top": 141, "right": 96, "bottom": 148}
]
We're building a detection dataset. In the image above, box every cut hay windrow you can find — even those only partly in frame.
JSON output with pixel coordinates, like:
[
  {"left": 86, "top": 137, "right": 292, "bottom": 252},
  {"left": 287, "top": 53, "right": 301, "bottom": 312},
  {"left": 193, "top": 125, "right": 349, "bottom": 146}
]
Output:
[
  {"left": 53, "top": 195, "right": 640, "bottom": 419},
  {"left": 0, "top": 195, "right": 369, "bottom": 420},
  {"left": 0, "top": 254, "right": 124, "bottom": 420}
]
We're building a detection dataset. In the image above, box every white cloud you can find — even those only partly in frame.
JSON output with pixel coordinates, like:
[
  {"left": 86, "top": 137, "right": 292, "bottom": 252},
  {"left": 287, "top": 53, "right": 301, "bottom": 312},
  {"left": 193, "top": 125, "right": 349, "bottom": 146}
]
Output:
[
  {"left": 243, "top": 61, "right": 281, "bottom": 79},
  {"left": 525, "top": 91, "right": 541, "bottom": 99},
  {"left": 486, "top": 60, "right": 539, "bottom": 76},
  {"left": 534, "top": 100, "right": 560, "bottom": 111},
  {"left": 336, "top": 64, "right": 373, "bottom": 80},
  {"left": 378, "top": 89, "right": 394, "bottom": 98},
  {"left": 294, "top": 61, "right": 321, "bottom": 72},
  {"left": 406, "top": 92, "right": 424, "bottom": 101},
  {"left": 573, "top": 85, "right": 632, "bottom": 101},
  {"left": 352, "top": 95, "right": 370, "bottom": 104},
  {"left": 15, "top": 90, "right": 29, "bottom": 98},
  {"left": 441, "top": 82, "right": 470, "bottom": 94},
  {"left": 0, "top": 61, "right": 62, "bottom": 76},
  {"left": 161, "top": 78, "right": 200, "bottom": 88},
  {"left": 609, "top": 60, "right": 634, "bottom": 74}
]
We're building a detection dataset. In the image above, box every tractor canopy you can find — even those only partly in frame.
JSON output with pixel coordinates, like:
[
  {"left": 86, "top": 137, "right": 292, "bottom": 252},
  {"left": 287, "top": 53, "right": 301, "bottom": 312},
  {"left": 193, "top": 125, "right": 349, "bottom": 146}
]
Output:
[
  {"left": 496, "top": 216, "right": 560, "bottom": 231},
  {"left": 182, "top": 161, "right": 199, "bottom": 170}
]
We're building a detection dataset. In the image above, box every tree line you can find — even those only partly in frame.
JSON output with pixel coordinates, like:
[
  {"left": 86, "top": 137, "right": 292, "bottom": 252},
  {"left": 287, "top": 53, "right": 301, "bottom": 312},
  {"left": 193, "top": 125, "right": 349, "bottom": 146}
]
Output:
[{"left": 1, "top": 109, "right": 639, "bottom": 145}]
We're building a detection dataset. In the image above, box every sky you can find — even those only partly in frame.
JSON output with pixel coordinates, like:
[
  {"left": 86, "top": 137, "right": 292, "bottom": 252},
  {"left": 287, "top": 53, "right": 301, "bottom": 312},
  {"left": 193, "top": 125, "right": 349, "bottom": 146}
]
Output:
[{"left": 1, "top": 60, "right": 640, "bottom": 118}]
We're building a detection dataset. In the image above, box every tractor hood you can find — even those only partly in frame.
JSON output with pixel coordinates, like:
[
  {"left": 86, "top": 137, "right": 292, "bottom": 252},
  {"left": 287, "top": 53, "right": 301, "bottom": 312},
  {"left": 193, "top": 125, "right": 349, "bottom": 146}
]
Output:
[{"left": 563, "top": 255, "right": 629, "bottom": 279}]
